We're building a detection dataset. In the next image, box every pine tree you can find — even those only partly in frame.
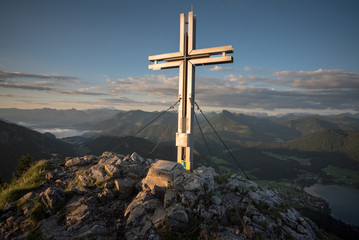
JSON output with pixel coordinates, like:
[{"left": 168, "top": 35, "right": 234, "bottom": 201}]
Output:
[{"left": 15, "top": 154, "right": 33, "bottom": 178}]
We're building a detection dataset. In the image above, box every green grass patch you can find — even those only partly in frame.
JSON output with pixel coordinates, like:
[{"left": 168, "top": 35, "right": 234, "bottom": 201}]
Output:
[
  {"left": 263, "top": 151, "right": 311, "bottom": 164},
  {"left": 28, "top": 199, "right": 46, "bottom": 227},
  {"left": 212, "top": 156, "right": 235, "bottom": 172},
  {"left": 255, "top": 180, "right": 301, "bottom": 196},
  {"left": 323, "top": 165, "right": 359, "bottom": 185},
  {"left": 0, "top": 160, "right": 52, "bottom": 208}
]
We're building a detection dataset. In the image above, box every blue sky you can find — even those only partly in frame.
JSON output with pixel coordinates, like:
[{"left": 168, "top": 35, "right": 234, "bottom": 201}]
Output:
[{"left": 0, "top": 0, "right": 358, "bottom": 115}]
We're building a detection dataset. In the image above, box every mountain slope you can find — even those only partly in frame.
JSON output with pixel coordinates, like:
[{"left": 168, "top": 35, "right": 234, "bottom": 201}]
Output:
[
  {"left": 0, "top": 120, "right": 74, "bottom": 180},
  {"left": 255, "top": 129, "right": 359, "bottom": 162},
  {"left": 284, "top": 129, "right": 359, "bottom": 161},
  {"left": 91, "top": 110, "right": 178, "bottom": 142},
  {"left": 201, "top": 110, "right": 300, "bottom": 142},
  {"left": 323, "top": 114, "right": 359, "bottom": 130},
  {"left": 280, "top": 117, "right": 340, "bottom": 136}
]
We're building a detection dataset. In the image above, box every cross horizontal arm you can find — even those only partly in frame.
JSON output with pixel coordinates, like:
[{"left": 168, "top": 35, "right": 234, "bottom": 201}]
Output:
[
  {"left": 189, "top": 55, "right": 233, "bottom": 65},
  {"left": 189, "top": 45, "right": 233, "bottom": 56},
  {"left": 148, "top": 60, "right": 182, "bottom": 70},
  {"left": 148, "top": 52, "right": 183, "bottom": 62}
]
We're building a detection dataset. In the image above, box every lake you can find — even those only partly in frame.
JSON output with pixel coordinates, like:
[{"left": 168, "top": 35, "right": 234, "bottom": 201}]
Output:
[
  {"left": 34, "top": 127, "right": 99, "bottom": 138},
  {"left": 304, "top": 184, "right": 359, "bottom": 226},
  {"left": 18, "top": 122, "right": 95, "bottom": 138}
]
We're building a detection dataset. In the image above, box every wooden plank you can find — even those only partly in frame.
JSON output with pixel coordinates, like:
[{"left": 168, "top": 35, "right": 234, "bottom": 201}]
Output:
[
  {"left": 148, "top": 52, "right": 183, "bottom": 62},
  {"left": 179, "top": 13, "right": 187, "bottom": 55},
  {"left": 188, "top": 11, "right": 195, "bottom": 53},
  {"left": 148, "top": 60, "right": 182, "bottom": 70},
  {"left": 189, "top": 45, "right": 233, "bottom": 56},
  {"left": 189, "top": 55, "right": 233, "bottom": 65}
]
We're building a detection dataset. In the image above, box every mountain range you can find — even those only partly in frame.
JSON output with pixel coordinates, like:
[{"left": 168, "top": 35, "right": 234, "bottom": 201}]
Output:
[
  {"left": 0, "top": 108, "right": 120, "bottom": 128},
  {"left": 1, "top": 108, "right": 359, "bottom": 182}
]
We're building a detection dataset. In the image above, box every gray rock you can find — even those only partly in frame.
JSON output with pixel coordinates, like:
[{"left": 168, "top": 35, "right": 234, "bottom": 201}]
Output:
[
  {"left": 104, "top": 163, "right": 120, "bottom": 177},
  {"left": 182, "top": 174, "right": 202, "bottom": 193},
  {"left": 127, "top": 206, "right": 146, "bottom": 227},
  {"left": 78, "top": 222, "right": 110, "bottom": 238},
  {"left": 142, "top": 160, "right": 185, "bottom": 196},
  {"left": 164, "top": 188, "right": 178, "bottom": 208},
  {"left": 65, "top": 157, "right": 93, "bottom": 167},
  {"left": 125, "top": 190, "right": 153, "bottom": 217},
  {"left": 77, "top": 174, "right": 94, "bottom": 187},
  {"left": 115, "top": 178, "right": 135, "bottom": 199},
  {"left": 151, "top": 207, "right": 166, "bottom": 228},
  {"left": 100, "top": 151, "right": 118, "bottom": 159},
  {"left": 166, "top": 204, "right": 189, "bottom": 231},
  {"left": 39, "top": 187, "right": 65, "bottom": 212},
  {"left": 71, "top": 185, "right": 90, "bottom": 195},
  {"left": 124, "top": 164, "right": 146, "bottom": 179},
  {"left": 104, "top": 182, "right": 114, "bottom": 189},
  {"left": 143, "top": 198, "right": 161, "bottom": 214},
  {"left": 182, "top": 191, "right": 198, "bottom": 207},
  {"left": 194, "top": 166, "right": 218, "bottom": 192},
  {"left": 1, "top": 201, "right": 16, "bottom": 213},
  {"left": 131, "top": 152, "right": 144, "bottom": 163},
  {"left": 38, "top": 215, "right": 69, "bottom": 240},
  {"left": 99, "top": 188, "right": 115, "bottom": 200},
  {"left": 98, "top": 155, "right": 119, "bottom": 165},
  {"left": 66, "top": 204, "right": 91, "bottom": 231},
  {"left": 18, "top": 192, "right": 35, "bottom": 205},
  {"left": 66, "top": 196, "right": 84, "bottom": 212},
  {"left": 88, "top": 166, "right": 106, "bottom": 182},
  {"left": 211, "top": 195, "right": 222, "bottom": 205},
  {"left": 46, "top": 171, "right": 56, "bottom": 181}
]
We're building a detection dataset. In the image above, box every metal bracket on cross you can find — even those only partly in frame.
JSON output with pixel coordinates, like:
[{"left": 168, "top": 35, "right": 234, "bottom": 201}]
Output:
[{"left": 148, "top": 11, "right": 234, "bottom": 171}]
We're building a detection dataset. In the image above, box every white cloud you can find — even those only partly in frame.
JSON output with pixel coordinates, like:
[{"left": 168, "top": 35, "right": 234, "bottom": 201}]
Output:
[
  {"left": 209, "top": 65, "right": 236, "bottom": 72},
  {"left": 0, "top": 70, "right": 81, "bottom": 83},
  {"left": 271, "top": 69, "right": 359, "bottom": 89}
]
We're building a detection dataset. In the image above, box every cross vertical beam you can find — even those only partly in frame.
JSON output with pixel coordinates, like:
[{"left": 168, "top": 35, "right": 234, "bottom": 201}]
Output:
[
  {"left": 148, "top": 11, "right": 234, "bottom": 171},
  {"left": 176, "top": 12, "right": 195, "bottom": 171}
]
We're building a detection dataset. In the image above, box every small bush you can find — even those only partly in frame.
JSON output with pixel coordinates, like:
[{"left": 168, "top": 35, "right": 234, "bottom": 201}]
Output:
[
  {"left": 214, "top": 172, "right": 233, "bottom": 184},
  {"left": 15, "top": 154, "right": 33, "bottom": 178}
]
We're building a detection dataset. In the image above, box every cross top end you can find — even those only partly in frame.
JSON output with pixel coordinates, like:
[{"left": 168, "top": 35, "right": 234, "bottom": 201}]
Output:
[{"left": 148, "top": 11, "right": 234, "bottom": 71}]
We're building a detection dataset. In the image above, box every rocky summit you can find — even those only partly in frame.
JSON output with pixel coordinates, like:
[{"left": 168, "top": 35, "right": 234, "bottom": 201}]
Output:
[{"left": 0, "top": 152, "right": 318, "bottom": 240}]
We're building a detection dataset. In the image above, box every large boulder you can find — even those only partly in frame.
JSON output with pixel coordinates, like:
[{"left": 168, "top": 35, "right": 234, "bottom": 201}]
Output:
[{"left": 142, "top": 160, "right": 185, "bottom": 197}]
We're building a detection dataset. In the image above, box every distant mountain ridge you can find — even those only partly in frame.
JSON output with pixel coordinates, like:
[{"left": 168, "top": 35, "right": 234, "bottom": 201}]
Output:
[
  {"left": 92, "top": 110, "right": 178, "bottom": 143},
  {"left": 0, "top": 108, "right": 120, "bottom": 128}
]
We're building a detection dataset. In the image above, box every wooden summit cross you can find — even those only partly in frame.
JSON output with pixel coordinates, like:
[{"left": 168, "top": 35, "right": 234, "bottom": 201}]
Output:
[{"left": 148, "top": 11, "right": 233, "bottom": 171}]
